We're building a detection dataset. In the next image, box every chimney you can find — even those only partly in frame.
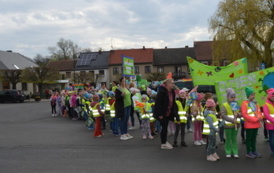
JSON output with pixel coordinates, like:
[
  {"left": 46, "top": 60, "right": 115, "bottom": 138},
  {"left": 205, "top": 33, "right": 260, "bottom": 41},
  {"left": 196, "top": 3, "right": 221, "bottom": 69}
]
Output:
[
  {"left": 185, "top": 46, "right": 189, "bottom": 48},
  {"left": 143, "top": 46, "right": 145, "bottom": 50},
  {"left": 165, "top": 46, "right": 167, "bottom": 49},
  {"left": 6, "top": 50, "right": 12, "bottom": 52}
]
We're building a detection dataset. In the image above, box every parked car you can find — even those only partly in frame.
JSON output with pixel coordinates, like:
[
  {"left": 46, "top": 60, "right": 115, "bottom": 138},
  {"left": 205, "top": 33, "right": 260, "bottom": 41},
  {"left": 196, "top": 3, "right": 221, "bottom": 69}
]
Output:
[
  {"left": 0, "top": 90, "right": 26, "bottom": 103},
  {"left": 174, "top": 80, "right": 216, "bottom": 94}
]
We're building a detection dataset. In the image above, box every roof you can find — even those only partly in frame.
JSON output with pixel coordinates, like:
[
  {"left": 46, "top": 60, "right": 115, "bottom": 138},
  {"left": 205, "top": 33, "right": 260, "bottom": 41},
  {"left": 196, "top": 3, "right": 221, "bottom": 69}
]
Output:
[
  {"left": 153, "top": 47, "right": 195, "bottom": 65},
  {"left": 109, "top": 48, "right": 153, "bottom": 65},
  {"left": 194, "top": 41, "right": 213, "bottom": 60},
  {"left": 75, "top": 51, "right": 109, "bottom": 70},
  {"left": 47, "top": 60, "right": 76, "bottom": 71},
  {"left": 0, "top": 50, "right": 37, "bottom": 70}
]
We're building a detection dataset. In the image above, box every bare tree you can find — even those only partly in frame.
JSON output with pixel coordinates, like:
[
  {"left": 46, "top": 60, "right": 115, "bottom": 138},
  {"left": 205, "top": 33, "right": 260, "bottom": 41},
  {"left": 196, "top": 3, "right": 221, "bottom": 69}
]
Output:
[{"left": 48, "top": 38, "right": 81, "bottom": 60}]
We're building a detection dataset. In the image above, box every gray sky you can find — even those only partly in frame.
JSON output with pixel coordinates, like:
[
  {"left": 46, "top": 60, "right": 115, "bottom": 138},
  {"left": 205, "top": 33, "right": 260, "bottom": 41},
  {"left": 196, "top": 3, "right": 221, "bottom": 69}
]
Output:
[{"left": 0, "top": 0, "right": 221, "bottom": 59}]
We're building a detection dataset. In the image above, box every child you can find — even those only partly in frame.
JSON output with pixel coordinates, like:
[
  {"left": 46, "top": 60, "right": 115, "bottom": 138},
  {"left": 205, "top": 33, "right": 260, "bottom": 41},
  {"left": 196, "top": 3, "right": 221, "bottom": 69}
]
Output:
[
  {"left": 91, "top": 94, "right": 105, "bottom": 138},
  {"left": 191, "top": 92, "right": 206, "bottom": 145},
  {"left": 108, "top": 91, "right": 120, "bottom": 136},
  {"left": 173, "top": 89, "right": 188, "bottom": 147},
  {"left": 203, "top": 99, "right": 220, "bottom": 161},
  {"left": 220, "top": 88, "right": 241, "bottom": 158},
  {"left": 263, "top": 88, "right": 274, "bottom": 156},
  {"left": 241, "top": 87, "right": 263, "bottom": 158},
  {"left": 139, "top": 95, "right": 154, "bottom": 139}
]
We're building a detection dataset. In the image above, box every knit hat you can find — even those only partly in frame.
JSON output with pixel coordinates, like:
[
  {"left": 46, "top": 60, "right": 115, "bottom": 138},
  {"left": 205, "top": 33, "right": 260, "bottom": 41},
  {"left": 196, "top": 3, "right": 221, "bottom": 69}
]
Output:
[
  {"left": 245, "top": 87, "right": 254, "bottom": 98},
  {"left": 179, "top": 89, "right": 186, "bottom": 95},
  {"left": 182, "top": 87, "right": 189, "bottom": 92},
  {"left": 267, "top": 88, "right": 274, "bottom": 99},
  {"left": 108, "top": 91, "right": 115, "bottom": 97},
  {"left": 206, "top": 99, "right": 216, "bottom": 107},
  {"left": 226, "top": 88, "right": 236, "bottom": 98},
  {"left": 196, "top": 93, "right": 204, "bottom": 101}
]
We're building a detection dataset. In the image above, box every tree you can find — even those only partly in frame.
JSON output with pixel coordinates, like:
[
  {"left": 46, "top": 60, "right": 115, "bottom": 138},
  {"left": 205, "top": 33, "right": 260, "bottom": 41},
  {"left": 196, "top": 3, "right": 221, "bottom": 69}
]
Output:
[
  {"left": 73, "top": 72, "right": 94, "bottom": 84},
  {"left": 0, "top": 69, "right": 21, "bottom": 89},
  {"left": 48, "top": 38, "right": 81, "bottom": 60},
  {"left": 21, "top": 55, "right": 59, "bottom": 97},
  {"left": 209, "top": 0, "right": 274, "bottom": 68},
  {"left": 146, "top": 72, "right": 165, "bottom": 82}
]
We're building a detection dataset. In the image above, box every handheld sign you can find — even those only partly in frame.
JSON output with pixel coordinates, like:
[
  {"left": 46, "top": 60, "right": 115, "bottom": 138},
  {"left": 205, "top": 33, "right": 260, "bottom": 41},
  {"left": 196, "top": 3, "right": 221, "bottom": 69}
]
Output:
[{"left": 230, "top": 101, "right": 240, "bottom": 111}]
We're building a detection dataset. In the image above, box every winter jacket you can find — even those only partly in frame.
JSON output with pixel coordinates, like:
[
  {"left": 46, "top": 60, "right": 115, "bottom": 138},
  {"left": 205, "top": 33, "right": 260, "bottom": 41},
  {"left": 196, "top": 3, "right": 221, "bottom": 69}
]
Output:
[
  {"left": 241, "top": 100, "right": 262, "bottom": 129},
  {"left": 153, "top": 85, "right": 176, "bottom": 121},
  {"left": 115, "top": 87, "right": 133, "bottom": 119}
]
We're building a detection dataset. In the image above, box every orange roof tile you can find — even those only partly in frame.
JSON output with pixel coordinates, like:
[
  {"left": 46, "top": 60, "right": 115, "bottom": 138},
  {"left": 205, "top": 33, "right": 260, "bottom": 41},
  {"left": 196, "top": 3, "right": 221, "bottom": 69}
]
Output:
[
  {"left": 109, "top": 48, "right": 153, "bottom": 65},
  {"left": 48, "top": 59, "right": 76, "bottom": 71}
]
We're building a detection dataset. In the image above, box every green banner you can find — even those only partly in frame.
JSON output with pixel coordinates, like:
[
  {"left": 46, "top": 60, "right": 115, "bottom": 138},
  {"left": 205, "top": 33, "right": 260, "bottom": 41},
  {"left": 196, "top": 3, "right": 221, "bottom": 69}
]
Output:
[
  {"left": 122, "top": 56, "right": 135, "bottom": 77},
  {"left": 215, "top": 67, "right": 274, "bottom": 106},
  {"left": 187, "top": 57, "right": 248, "bottom": 85}
]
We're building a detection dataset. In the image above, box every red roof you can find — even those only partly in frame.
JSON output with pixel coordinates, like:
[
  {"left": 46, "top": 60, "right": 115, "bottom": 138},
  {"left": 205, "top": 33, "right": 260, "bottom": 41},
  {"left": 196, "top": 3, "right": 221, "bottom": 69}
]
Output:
[
  {"left": 47, "top": 60, "right": 76, "bottom": 71},
  {"left": 194, "top": 41, "right": 213, "bottom": 60},
  {"left": 109, "top": 48, "right": 153, "bottom": 65}
]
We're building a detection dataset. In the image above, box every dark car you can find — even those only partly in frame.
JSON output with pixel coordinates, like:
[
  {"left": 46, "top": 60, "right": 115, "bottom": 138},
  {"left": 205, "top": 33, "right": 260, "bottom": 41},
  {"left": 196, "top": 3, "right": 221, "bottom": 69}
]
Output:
[
  {"left": 0, "top": 90, "right": 26, "bottom": 103},
  {"left": 174, "top": 81, "right": 216, "bottom": 94}
]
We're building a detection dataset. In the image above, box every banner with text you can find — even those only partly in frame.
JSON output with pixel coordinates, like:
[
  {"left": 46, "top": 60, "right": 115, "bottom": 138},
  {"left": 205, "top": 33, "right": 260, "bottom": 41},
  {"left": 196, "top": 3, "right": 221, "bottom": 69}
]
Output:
[
  {"left": 215, "top": 67, "right": 274, "bottom": 106},
  {"left": 187, "top": 57, "right": 248, "bottom": 86},
  {"left": 122, "top": 55, "right": 135, "bottom": 77}
]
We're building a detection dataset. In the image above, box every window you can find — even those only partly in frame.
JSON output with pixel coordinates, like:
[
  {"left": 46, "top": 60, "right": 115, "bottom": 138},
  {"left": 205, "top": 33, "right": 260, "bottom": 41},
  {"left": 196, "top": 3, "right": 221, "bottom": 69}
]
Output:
[
  {"left": 134, "top": 66, "right": 139, "bottom": 74},
  {"left": 66, "top": 72, "right": 71, "bottom": 78},
  {"left": 99, "top": 70, "right": 104, "bottom": 75},
  {"left": 80, "top": 71, "right": 86, "bottom": 75},
  {"left": 157, "top": 67, "right": 164, "bottom": 73},
  {"left": 201, "top": 61, "right": 208, "bottom": 65},
  {"left": 174, "top": 66, "right": 181, "bottom": 73},
  {"left": 21, "top": 83, "right": 27, "bottom": 91},
  {"left": 223, "top": 60, "right": 230, "bottom": 66},
  {"left": 113, "top": 67, "right": 119, "bottom": 74},
  {"left": 145, "top": 66, "right": 151, "bottom": 73}
]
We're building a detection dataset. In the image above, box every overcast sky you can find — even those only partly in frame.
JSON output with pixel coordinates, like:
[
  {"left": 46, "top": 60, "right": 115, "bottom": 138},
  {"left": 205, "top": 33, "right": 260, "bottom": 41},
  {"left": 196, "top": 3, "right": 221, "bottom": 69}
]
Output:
[{"left": 0, "top": 0, "right": 221, "bottom": 59}]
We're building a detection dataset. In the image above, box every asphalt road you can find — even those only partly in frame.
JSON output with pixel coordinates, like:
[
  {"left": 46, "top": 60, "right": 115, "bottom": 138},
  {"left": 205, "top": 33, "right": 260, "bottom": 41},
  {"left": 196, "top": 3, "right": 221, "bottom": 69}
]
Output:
[{"left": 0, "top": 100, "right": 273, "bottom": 173}]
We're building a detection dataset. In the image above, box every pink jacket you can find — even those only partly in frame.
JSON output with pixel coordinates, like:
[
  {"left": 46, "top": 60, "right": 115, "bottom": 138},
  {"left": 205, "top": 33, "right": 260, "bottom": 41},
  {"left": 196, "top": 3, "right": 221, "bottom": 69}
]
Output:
[{"left": 263, "top": 99, "right": 274, "bottom": 130}]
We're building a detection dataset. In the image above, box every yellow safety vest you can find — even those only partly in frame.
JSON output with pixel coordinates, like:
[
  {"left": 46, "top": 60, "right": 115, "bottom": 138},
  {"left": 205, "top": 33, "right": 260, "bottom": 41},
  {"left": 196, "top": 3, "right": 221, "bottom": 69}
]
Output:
[
  {"left": 265, "top": 102, "right": 274, "bottom": 125},
  {"left": 223, "top": 102, "right": 241, "bottom": 126},
  {"left": 140, "top": 102, "right": 152, "bottom": 120},
  {"left": 192, "top": 102, "right": 204, "bottom": 122},
  {"left": 175, "top": 100, "right": 188, "bottom": 123},
  {"left": 92, "top": 103, "right": 101, "bottom": 117},
  {"left": 110, "top": 101, "right": 116, "bottom": 118},
  {"left": 202, "top": 113, "right": 218, "bottom": 135}
]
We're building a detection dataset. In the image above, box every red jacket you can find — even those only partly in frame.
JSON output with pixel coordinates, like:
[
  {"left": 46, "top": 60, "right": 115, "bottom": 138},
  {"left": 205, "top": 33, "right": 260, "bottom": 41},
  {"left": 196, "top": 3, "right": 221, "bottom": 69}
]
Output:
[{"left": 241, "top": 100, "right": 262, "bottom": 129}]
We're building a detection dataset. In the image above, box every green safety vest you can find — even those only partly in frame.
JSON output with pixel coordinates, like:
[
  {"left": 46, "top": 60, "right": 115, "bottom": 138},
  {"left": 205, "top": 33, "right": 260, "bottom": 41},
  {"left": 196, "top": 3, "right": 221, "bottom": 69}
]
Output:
[
  {"left": 223, "top": 102, "right": 241, "bottom": 126},
  {"left": 175, "top": 100, "right": 188, "bottom": 123},
  {"left": 202, "top": 113, "right": 218, "bottom": 135}
]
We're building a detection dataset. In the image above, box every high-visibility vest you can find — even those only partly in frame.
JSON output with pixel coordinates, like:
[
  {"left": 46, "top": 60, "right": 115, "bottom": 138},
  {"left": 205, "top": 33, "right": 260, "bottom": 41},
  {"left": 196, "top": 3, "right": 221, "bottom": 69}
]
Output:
[
  {"left": 223, "top": 102, "right": 241, "bottom": 126},
  {"left": 265, "top": 102, "right": 274, "bottom": 125},
  {"left": 202, "top": 113, "right": 218, "bottom": 135},
  {"left": 105, "top": 97, "right": 111, "bottom": 111},
  {"left": 81, "top": 98, "right": 86, "bottom": 110},
  {"left": 175, "top": 100, "right": 188, "bottom": 123},
  {"left": 140, "top": 102, "right": 152, "bottom": 120},
  {"left": 92, "top": 103, "right": 101, "bottom": 117},
  {"left": 85, "top": 100, "right": 92, "bottom": 116},
  {"left": 192, "top": 102, "right": 203, "bottom": 122},
  {"left": 244, "top": 102, "right": 256, "bottom": 119},
  {"left": 110, "top": 101, "right": 116, "bottom": 118}
]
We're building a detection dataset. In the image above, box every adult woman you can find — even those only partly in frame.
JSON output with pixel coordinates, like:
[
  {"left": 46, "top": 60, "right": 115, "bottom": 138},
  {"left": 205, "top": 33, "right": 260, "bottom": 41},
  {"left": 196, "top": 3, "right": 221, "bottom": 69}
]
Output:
[
  {"left": 153, "top": 78, "right": 176, "bottom": 149},
  {"left": 115, "top": 77, "right": 134, "bottom": 140},
  {"left": 220, "top": 88, "right": 241, "bottom": 158}
]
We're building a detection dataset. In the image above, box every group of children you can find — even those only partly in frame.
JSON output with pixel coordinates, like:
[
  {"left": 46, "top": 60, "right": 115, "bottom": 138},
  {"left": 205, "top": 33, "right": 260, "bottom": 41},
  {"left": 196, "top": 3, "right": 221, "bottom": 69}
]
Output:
[{"left": 49, "top": 82, "right": 274, "bottom": 162}]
